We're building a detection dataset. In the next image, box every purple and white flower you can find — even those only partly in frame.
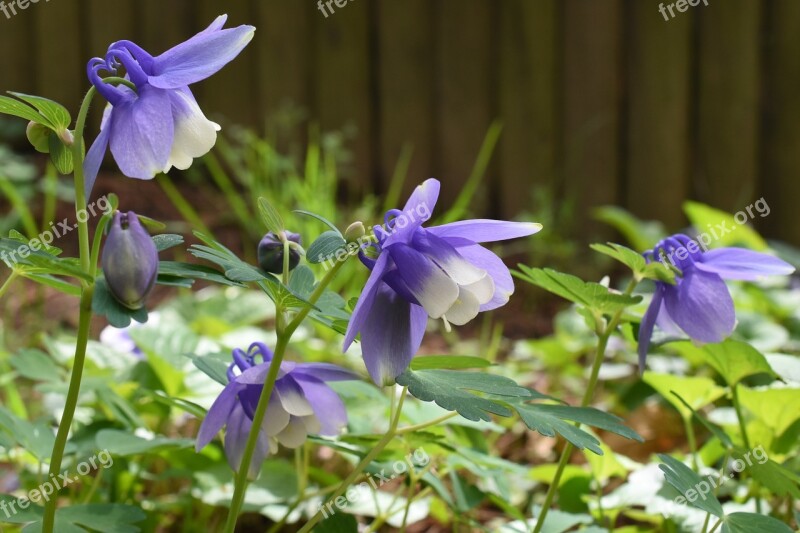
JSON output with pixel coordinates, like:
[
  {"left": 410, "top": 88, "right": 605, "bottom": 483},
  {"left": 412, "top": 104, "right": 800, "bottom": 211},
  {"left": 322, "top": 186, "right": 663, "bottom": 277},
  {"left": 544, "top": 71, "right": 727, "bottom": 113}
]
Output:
[
  {"left": 195, "top": 342, "right": 357, "bottom": 479},
  {"left": 638, "top": 233, "right": 795, "bottom": 369},
  {"left": 84, "top": 15, "right": 255, "bottom": 195},
  {"left": 343, "top": 178, "right": 542, "bottom": 385}
]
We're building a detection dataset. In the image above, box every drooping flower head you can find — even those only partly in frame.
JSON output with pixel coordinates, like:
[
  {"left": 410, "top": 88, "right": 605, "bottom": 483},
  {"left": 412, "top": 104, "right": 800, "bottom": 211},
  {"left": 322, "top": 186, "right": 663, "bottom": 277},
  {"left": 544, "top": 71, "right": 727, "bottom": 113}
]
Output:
[
  {"left": 102, "top": 211, "right": 159, "bottom": 310},
  {"left": 343, "top": 179, "right": 542, "bottom": 386},
  {"left": 84, "top": 15, "right": 255, "bottom": 196},
  {"left": 196, "top": 343, "right": 357, "bottom": 479},
  {"left": 638, "top": 233, "right": 794, "bottom": 370}
]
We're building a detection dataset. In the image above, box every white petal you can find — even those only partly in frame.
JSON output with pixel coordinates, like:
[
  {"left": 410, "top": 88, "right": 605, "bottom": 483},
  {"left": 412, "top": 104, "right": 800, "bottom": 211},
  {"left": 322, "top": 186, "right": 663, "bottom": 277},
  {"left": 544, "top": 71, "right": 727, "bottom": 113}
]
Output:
[
  {"left": 164, "top": 90, "right": 221, "bottom": 173},
  {"left": 262, "top": 397, "right": 291, "bottom": 436},
  {"left": 276, "top": 382, "right": 315, "bottom": 416},
  {"left": 461, "top": 273, "right": 495, "bottom": 305},
  {"left": 443, "top": 286, "right": 481, "bottom": 326},
  {"left": 300, "top": 415, "right": 321, "bottom": 435},
  {"left": 276, "top": 417, "right": 308, "bottom": 448}
]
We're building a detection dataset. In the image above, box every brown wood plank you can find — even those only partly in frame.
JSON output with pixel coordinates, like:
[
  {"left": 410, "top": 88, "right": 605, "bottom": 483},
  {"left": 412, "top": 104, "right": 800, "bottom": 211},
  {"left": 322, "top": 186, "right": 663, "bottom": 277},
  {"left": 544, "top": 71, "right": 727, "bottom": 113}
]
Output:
[
  {"left": 562, "top": 0, "right": 623, "bottom": 233},
  {"left": 695, "top": 0, "right": 762, "bottom": 211},
  {"left": 760, "top": 0, "right": 800, "bottom": 245},
  {"left": 33, "top": 0, "right": 84, "bottom": 116},
  {"left": 375, "top": 0, "right": 436, "bottom": 198},
  {"left": 625, "top": 0, "right": 692, "bottom": 229},
  {"left": 0, "top": 5, "right": 35, "bottom": 97},
  {"left": 497, "top": 0, "right": 559, "bottom": 219},
  {"left": 436, "top": 0, "right": 494, "bottom": 211},
  {"left": 196, "top": 0, "right": 258, "bottom": 129},
  {"left": 254, "top": 0, "right": 312, "bottom": 141},
  {"left": 139, "top": 0, "right": 195, "bottom": 56},
  {"left": 313, "top": 0, "right": 373, "bottom": 197}
]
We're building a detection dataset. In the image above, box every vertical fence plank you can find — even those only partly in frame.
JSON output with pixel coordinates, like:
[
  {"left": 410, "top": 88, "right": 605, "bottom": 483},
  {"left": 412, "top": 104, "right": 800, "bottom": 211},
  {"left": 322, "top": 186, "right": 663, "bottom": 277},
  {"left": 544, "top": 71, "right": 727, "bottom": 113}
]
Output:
[
  {"left": 436, "top": 0, "right": 494, "bottom": 210},
  {"left": 695, "top": 0, "right": 761, "bottom": 211},
  {"left": 0, "top": 9, "right": 35, "bottom": 97},
  {"left": 254, "top": 1, "right": 312, "bottom": 127},
  {"left": 196, "top": 1, "right": 257, "bottom": 128},
  {"left": 761, "top": 0, "right": 800, "bottom": 244},
  {"left": 140, "top": 0, "right": 195, "bottom": 56},
  {"left": 562, "top": 0, "right": 623, "bottom": 232},
  {"left": 33, "top": 1, "right": 83, "bottom": 114},
  {"left": 497, "top": 0, "right": 559, "bottom": 219},
  {"left": 313, "top": 0, "right": 373, "bottom": 196},
  {"left": 625, "top": 0, "right": 692, "bottom": 229},
  {"left": 375, "top": 0, "right": 436, "bottom": 196}
]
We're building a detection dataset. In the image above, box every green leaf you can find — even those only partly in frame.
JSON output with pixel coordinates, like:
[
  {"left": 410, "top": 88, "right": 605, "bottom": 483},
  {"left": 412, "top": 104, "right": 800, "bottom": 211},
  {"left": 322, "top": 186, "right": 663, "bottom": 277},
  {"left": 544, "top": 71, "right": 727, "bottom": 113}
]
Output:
[
  {"left": 0, "top": 238, "right": 91, "bottom": 282},
  {"left": 288, "top": 265, "right": 316, "bottom": 296},
  {"left": 0, "top": 95, "right": 50, "bottom": 126},
  {"left": 96, "top": 428, "right": 193, "bottom": 456},
  {"left": 312, "top": 511, "right": 358, "bottom": 533},
  {"left": 683, "top": 201, "right": 767, "bottom": 250},
  {"left": 22, "top": 274, "right": 80, "bottom": 296},
  {"left": 26, "top": 122, "right": 51, "bottom": 153},
  {"left": 657, "top": 453, "right": 724, "bottom": 517},
  {"left": 191, "top": 352, "right": 230, "bottom": 386},
  {"left": 722, "top": 512, "right": 793, "bottom": 533},
  {"left": 642, "top": 372, "right": 726, "bottom": 420},
  {"left": 513, "top": 266, "right": 641, "bottom": 315},
  {"left": 396, "top": 368, "right": 532, "bottom": 422},
  {"left": 502, "top": 397, "right": 643, "bottom": 455},
  {"left": 410, "top": 356, "right": 492, "bottom": 371},
  {"left": 10, "top": 349, "right": 62, "bottom": 383},
  {"left": 9, "top": 92, "right": 71, "bottom": 130},
  {"left": 257, "top": 197, "right": 284, "bottom": 234},
  {"left": 671, "top": 392, "right": 735, "bottom": 449},
  {"left": 152, "top": 233, "right": 184, "bottom": 252},
  {"left": 701, "top": 340, "right": 775, "bottom": 386},
  {"left": 593, "top": 206, "right": 665, "bottom": 251},
  {"left": 747, "top": 457, "right": 800, "bottom": 499},
  {"left": 91, "top": 276, "right": 148, "bottom": 328},
  {"left": 293, "top": 209, "right": 342, "bottom": 236},
  {"left": 158, "top": 261, "right": 244, "bottom": 288},
  {"left": 19, "top": 503, "right": 147, "bottom": 533},
  {"left": 48, "top": 133, "right": 73, "bottom": 174},
  {"left": 590, "top": 242, "right": 646, "bottom": 272},
  {"left": 737, "top": 385, "right": 800, "bottom": 436},
  {"left": 307, "top": 230, "right": 347, "bottom": 264}
]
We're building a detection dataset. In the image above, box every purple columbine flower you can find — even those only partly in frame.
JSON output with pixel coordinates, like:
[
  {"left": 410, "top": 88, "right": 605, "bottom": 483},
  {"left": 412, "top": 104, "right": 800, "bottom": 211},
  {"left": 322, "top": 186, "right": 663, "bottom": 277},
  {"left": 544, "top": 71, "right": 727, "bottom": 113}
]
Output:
[
  {"left": 638, "top": 233, "right": 795, "bottom": 370},
  {"left": 83, "top": 15, "right": 255, "bottom": 196},
  {"left": 195, "top": 343, "right": 357, "bottom": 479},
  {"left": 343, "top": 178, "right": 542, "bottom": 385},
  {"left": 102, "top": 211, "right": 159, "bottom": 310}
]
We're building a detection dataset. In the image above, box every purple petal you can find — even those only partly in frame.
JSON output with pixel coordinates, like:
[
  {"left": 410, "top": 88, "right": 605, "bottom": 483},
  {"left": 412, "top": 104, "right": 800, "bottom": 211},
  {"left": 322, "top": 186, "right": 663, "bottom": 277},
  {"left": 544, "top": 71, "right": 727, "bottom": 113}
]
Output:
[
  {"left": 428, "top": 220, "right": 542, "bottom": 244},
  {"left": 360, "top": 283, "right": 428, "bottom": 385},
  {"left": 83, "top": 113, "right": 111, "bottom": 198},
  {"left": 108, "top": 85, "right": 173, "bottom": 179},
  {"left": 294, "top": 374, "right": 348, "bottom": 435},
  {"left": 637, "top": 288, "right": 663, "bottom": 372},
  {"left": 195, "top": 382, "right": 240, "bottom": 450},
  {"left": 664, "top": 269, "right": 735, "bottom": 344},
  {"left": 291, "top": 363, "right": 359, "bottom": 383},
  {"left": 148, "top": 22, "right": 255, "bottom": 89},
  {"left": 343, "top": 252, "right": 391, "bottom": 350},
  {"left": 402, "top": 178, "right": 440, "bottom": 218},
  {"left": 451, "top": 243, "right": 514, "bottom": 311},
  {"left": 224, "top": 403, "right": 271, "bottom": 479},
  {"left": 387, "top": 243, "right": 459, "bottom": 319},
  {"left": 696, "top": 248, "right": 795, "bottom": 281}
]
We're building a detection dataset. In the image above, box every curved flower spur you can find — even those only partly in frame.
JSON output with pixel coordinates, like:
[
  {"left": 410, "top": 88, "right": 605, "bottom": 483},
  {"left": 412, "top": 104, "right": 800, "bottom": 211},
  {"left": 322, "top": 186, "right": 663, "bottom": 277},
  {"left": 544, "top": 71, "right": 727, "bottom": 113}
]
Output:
[
  {"left": 343, "top": 178, "right": 542, "bottom": 386},
  {"left": 638, "top": 233, "right": 795, "bottom": 370},
  {"left": 196, "top": 343, "right": 358, "bottom": 479},
  {"left": 83, "top": 15, "right": 255, "bottom": 196}
]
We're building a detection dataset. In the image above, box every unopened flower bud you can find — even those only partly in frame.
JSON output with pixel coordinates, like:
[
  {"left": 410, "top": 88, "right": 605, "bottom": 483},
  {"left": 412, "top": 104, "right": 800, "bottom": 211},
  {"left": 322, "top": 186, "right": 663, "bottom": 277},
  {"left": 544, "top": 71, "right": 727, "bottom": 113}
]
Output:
[
  {"left": 344, "top": 221, "right": 366, "bottom": 242},
  {"left": 102, "top": 211, "right": 159, "bottom": 310},
  {"left": 258, "top": 231, "right": 302, "bottom": 274}
]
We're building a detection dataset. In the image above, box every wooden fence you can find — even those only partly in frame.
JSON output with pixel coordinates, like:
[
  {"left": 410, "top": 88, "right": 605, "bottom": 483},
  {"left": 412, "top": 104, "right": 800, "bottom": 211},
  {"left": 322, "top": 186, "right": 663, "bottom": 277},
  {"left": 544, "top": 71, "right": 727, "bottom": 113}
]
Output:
[{"left": 1, "top": 0, "right": 798, "bottom": 244}]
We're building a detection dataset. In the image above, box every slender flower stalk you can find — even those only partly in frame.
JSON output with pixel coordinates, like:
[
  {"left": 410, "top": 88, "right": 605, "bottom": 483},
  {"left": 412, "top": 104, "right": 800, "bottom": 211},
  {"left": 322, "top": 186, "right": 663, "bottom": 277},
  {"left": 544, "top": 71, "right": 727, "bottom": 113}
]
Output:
[
  {"left": 531, "top": 278, "right": 639, "bottom": 533},
  {"left": 41, "top": 86, "right": 98, "bottom": 533}
]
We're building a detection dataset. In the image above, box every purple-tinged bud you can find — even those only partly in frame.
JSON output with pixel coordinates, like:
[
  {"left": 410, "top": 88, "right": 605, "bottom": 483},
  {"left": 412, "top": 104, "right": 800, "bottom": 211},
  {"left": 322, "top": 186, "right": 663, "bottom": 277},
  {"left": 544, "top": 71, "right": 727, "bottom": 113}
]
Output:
[
  {"left": 102, "top": 211, "right": 159, "bottom": 310},
  {"left": 258, "top": 231, "right": 302, "bottom": 274}
]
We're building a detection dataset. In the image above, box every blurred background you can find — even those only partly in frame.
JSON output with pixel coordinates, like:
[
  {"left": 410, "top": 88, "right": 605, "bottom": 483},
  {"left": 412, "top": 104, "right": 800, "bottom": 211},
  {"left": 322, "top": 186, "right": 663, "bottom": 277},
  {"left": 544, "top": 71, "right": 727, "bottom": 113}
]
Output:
[{"left": 0, "top": 0, "right": 798, "bottom": 245}]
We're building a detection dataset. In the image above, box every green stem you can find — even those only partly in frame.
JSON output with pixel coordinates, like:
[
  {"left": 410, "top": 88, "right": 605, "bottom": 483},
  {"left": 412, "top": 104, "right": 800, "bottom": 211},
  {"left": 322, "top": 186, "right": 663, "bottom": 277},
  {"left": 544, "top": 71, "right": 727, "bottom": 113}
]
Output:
[
  {"left": 684, "top": 415, "right": 699, "bottom": 471},
  {"left": 223, "top": 260, "right": 347, "bottom": 532},
  {"left": 396, "top": 412, "right": 458, "bottom": 435},
  {"left": 732, "top": 385, "right": 761, "bottom": 513},
  {"left": 532, "top": 279, "right": 638, "bottom": 533},
  {"left": 298, "top": 387, "right": 408, "bottom": 533},
  {"left": 42, "top": 87, "right": 97, "bottom": 533},
  {"left": 0, "top": 271, "right": 18, "bottom": 300}
]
